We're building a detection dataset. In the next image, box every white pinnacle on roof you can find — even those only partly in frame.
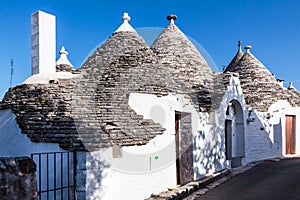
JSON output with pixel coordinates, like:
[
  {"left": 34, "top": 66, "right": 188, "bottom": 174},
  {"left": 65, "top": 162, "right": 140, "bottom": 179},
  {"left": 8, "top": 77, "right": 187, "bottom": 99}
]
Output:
[
  {"left": 115, "top": 13, "right": 136, "bottom": 33},
  {"left": 288, "top": 82, "right": 296, "bottom": 89},
  {"left": 167, "top": 14, "right": 177, "bottom": 24},
  {"left": 244, "top": 45, "right": 252, "bottom": 53},
  {"left": 56, "top": 46, "right": 74, "bottom": 67}
]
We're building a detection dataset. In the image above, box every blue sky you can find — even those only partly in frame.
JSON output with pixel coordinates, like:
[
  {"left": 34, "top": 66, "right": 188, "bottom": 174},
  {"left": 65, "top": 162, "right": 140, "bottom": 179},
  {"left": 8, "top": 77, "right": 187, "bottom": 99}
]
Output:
[{"left": 1, "top": 0, "right": 300, "bottom": 99}]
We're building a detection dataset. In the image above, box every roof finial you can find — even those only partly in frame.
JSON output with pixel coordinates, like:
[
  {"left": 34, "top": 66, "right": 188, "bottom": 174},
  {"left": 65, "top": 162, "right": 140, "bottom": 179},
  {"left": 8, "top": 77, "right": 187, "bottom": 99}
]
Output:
[
  {"left": 122, "top": 13, "right": 131, "bottom": 23},
  {"left": 288, "top": 81, "right": 296, "bottom": 89},
  {"left": 244, "top": 45, "right": 252, "bottom": 53},
  {"left": 167, "top": 14, "right": 177, "bottom": 24},
  {"left": 56, "top": 46, "right": 74, "bottom": 67},
  {"left": 115, "top": 12, "right": 135, "bottom": 33},
  {"left": 238, "top": 41, "right": 242, "bottom": 51},
  {"left": 59, "top": 46, "right": 68, "bottom": 56}
]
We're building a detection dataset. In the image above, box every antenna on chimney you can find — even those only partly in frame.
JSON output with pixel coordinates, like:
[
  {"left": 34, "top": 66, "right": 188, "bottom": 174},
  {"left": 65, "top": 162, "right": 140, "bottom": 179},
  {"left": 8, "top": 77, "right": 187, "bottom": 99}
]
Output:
[{"left": 10, "top": 59, "right": 14, "bottom": 88}]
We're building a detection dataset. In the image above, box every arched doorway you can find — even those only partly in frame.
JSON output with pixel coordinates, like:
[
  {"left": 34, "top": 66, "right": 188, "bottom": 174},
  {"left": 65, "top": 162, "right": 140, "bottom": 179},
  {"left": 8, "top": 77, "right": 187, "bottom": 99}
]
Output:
[{"left": 225, "top": 100, "right": 245, "bottom": 168}]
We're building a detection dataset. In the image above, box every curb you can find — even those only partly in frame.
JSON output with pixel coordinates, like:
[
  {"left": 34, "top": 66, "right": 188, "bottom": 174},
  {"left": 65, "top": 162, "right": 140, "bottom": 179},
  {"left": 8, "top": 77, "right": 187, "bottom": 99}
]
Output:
[
  {"left": 145, "top": 169, "right": 230, "bottom": 200},
  {"left": 145, "top": 158, "right": 274, "bottom": 200},
  {"left": 145, "top": 157, "right": 288, "bottom": 200}
]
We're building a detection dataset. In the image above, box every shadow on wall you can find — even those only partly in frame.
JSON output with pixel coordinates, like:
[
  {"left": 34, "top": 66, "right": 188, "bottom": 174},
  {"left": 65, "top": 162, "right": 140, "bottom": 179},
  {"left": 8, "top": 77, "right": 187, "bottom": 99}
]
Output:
[
  {"left": 273, "top": 118, "right": 283, "bottom": 154},
  {"left": 246, "top": 111, "right": 283, "bottom": 161},
  {"left": 193, "top": 120, "right": 226, "bottom": 178},
  {"left": 81, "top": 151, "right": 110, "bottom": 200}
]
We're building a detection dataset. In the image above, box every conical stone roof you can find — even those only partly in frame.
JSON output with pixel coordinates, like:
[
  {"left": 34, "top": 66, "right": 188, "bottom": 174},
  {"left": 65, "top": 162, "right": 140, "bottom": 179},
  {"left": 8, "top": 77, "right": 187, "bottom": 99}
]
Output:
[
  {"left": 225, "top": 45, "right": 300, "bottom": 111},
  {"left": 151, "top": 15, "right": 225, "bottom": 112},
  {"left": 71, "top": 14, "right": 177, "bottom": 150},
  {"left": 151, "top": 15, "right": 213, "bottom": 86}
]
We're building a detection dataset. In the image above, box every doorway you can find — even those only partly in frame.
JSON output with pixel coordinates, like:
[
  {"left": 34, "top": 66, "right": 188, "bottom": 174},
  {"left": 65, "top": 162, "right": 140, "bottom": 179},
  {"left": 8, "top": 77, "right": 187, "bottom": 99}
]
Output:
[
  {"left": 225, "top": 100, "right": 245, "bottom": 168},
  {"left": 175, "top": 112, "right": 193, "bottom": 185},
  {"left": 225, "top": 119, "right": 232, "bottom": 160},
  {"left": 285, "top": 115, "right": 296, "bottom": 154}
]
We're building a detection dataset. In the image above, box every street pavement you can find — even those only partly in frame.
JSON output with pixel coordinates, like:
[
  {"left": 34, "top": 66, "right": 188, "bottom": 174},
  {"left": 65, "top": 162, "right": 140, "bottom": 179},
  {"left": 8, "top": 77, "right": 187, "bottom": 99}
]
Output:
[{"left": 193, "top": 158, "right": 300, "bottom": 200}]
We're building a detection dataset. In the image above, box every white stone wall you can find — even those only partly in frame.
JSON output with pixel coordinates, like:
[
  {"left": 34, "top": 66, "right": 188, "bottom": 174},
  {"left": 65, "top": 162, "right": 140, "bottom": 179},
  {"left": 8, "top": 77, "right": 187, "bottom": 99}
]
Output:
[
  {"left": 243, "top": 110, "right": 281, "bottom": 164},
  {"left": 128, "top": 93, "right": 226, "bottom": 181},
  {"left": 79, "top": 148, "right": 176, "bottom": 200},
  {"left": 243, "top": 100, "right": 300, "bottom": 164},
  {"left": 269, "top": 101, "right": 300, "bottom": 155},
  {"left": 208, "top": 76, "right": 247, "bottom": 169}
]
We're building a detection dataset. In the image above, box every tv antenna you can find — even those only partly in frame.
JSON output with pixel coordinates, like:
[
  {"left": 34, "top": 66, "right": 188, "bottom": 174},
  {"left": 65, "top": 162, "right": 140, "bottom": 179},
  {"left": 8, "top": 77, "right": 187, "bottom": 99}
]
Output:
[{"left": 10, "top": 59, "right": 14, "bottom": 88}]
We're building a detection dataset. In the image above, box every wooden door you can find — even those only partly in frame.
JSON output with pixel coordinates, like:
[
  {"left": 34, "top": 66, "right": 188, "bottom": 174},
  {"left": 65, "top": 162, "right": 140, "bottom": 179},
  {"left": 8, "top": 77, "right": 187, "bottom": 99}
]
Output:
[
  {"left": 225, "top": 120, "right": 232, "bottom": 160},
  {"left": 286, "top": 115, "right": 296, "bottom": 154},
  {"left": 175, "top": 112, "right": 193, "bottom": 185},
  {"left": 175, "top": 113, "right": 180, "bottom": 185}
]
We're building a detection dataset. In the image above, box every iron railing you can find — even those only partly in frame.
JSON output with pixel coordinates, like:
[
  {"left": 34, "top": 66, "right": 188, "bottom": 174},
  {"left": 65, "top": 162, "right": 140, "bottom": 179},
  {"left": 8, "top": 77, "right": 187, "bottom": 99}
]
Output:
[{"left": 31, "top": 152, "right": 76, "bottom": 200}]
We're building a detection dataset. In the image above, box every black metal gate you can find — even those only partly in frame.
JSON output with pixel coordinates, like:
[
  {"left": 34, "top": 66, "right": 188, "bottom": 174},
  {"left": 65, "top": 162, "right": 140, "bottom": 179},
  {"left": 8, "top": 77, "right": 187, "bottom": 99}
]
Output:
[{"left": 31, "top": 152, "right": 76, "bottom": 200}]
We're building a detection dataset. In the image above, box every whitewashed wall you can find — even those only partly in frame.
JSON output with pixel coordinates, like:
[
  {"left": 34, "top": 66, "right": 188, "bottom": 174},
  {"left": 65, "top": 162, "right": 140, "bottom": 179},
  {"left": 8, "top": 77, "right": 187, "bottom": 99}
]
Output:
[
  {"left": 244, "top": 110, "right": 282, "bottom": 164},
  {"left": 207, "top": 76, "right": 247, "bottom": 169},
  {"left": 243, "top": 100, "right": 300, "bottom": 164},
  {"left": 128, "top": 93, "right": 225, "bottom": 184}
]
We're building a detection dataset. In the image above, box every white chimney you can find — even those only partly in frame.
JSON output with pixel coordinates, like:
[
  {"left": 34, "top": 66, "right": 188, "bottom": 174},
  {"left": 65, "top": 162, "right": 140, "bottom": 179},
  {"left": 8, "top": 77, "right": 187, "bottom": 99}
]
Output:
[
  {"left": 31, "top": 11, "right": 56, "bottom": 75},
  {"left": 276, "top": 79, "right": 284, "bottom": 88}
]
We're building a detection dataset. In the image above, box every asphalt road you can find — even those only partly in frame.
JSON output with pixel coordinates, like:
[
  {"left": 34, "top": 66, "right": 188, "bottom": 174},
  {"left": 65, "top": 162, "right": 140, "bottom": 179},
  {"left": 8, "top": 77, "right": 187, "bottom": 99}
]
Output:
[{"left": 196, "top": 158, "right": 300, "bottom": 200}]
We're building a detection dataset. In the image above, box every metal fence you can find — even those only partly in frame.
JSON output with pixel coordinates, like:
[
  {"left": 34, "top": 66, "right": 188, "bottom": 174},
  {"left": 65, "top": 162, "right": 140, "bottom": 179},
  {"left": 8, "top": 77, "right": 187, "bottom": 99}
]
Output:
[{"left": 31, "top": 152, "right": 76, "bottom": 200}]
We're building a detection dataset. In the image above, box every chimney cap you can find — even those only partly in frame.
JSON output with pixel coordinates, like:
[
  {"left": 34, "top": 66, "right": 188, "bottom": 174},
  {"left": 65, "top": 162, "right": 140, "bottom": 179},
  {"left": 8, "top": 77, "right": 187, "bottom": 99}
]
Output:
[
  {"left": 167, "top": 14, "right": 177, "bottom": 24},
  {"left": 244, "top": 45, "right": 252, "bottom": 53}
]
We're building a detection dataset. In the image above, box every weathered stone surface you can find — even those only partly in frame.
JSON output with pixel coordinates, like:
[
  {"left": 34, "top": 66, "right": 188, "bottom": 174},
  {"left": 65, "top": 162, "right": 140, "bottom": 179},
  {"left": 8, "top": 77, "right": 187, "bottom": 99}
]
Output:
[
  {"left": 151, "top": 23, "right": 226, "bottom": 112},
  {"left": 0, "top": 157, "right": 37, "bottom": 200},
  {"left": 56, "top": 64, "right": 75, "bottom": 73}
]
